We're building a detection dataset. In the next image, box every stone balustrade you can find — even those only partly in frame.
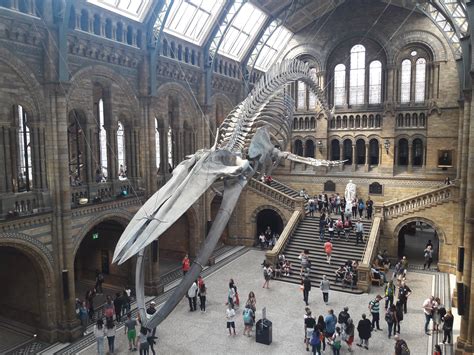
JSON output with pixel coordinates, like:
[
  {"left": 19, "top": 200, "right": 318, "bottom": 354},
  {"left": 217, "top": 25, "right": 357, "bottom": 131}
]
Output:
[
  {"left": 357, "top": 216, "right": 382, "bottom": 292},
  {"left": 248, "top": 178, "right": 304, "bottom": 212}
]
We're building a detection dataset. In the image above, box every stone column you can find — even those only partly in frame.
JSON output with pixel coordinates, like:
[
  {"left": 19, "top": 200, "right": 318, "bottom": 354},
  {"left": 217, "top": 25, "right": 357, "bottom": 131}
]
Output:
[
  {"left": 111, "top": 22, "right": 117, "bottom": 41},
  {"left": 108, "top": 124, "right": 117, "bottom": 181},
  {"left": 365, "top": 142, "right": 370, "bottom": 172},
  {"left": 75, "top": 13, "right": 80, "bottom": 30},
  {"left": 144, "top": 242, "right": 164, "bottom": 295},
  {"left": 11, "top": 0, "right": 19, "bottom": 11},
  {"left": 100, "top": 16, "right": 105, "bottom": 37},
  {"left": 407, "top": 143, "right": 413, "bottom": 173},
  {"left": 385, "top": 65, "right": 395, "bottom": 103},
  {"left": 352, "top": 144, "right": 356, "bottom": 171}
]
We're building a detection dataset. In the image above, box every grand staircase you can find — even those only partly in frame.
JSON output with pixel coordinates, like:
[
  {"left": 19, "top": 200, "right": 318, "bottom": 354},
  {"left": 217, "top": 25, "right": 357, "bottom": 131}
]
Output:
[
  {"left": 277, "top": 215, "right": 373, "bottom": 294},
  {"left": 267, "top": 179, "right": 300, "bottom": 198}
]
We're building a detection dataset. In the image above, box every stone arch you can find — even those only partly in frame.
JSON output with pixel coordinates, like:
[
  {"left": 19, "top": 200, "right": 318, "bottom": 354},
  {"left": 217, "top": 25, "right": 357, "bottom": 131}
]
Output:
[
  {"left": 390, "top": 30, "right": 448, "bottom": 63},
  {"left": 281, "top": 44, "right": 323, "bottom": 71},
  {"left": 250, "top": 204, "right": 288, "bottom": 239},
  {"left": 393, "top": 216, "right": 446, "bottom": 244},
  {"left": 154, "top": 81, "right": 199, "bottom": 125}
]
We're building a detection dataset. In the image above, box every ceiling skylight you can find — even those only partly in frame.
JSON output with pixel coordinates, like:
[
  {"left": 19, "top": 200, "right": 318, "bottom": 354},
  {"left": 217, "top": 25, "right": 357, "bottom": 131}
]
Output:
[
  {"left": 254, "top": 25, "right": 292, "bottom": 71},
  {"left": 87, "top": 0, "right": 153, "bottom": 22},
  {"left": 218, "top": 2, "right": 267, "bottom": 61},
  {"left": 164, "top": 0, "right": 225, "bottom": 45}
]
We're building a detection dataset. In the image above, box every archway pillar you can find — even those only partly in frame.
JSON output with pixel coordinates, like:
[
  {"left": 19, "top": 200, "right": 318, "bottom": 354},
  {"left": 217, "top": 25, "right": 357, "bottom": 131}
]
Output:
[{"left": 143, "top": 244, "right": 165, "bottom": 296}]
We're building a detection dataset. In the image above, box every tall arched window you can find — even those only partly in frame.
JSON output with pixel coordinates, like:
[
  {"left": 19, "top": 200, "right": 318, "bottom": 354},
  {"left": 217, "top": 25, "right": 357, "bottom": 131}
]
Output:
[
  {"left": 369, "top": 60, "right": 382, "bottom": 104},
  {"left": 297, "top": 81, "right": 306, "bottom": 110},
  {"left": 308, "top": 68, "right": 317, "bottom": 109},
  {"left": 413, "top": 138, "right": 423, "bottom": 166},
  {"left": 305, "top": 140, "right": 315, "bottom": 158},
  {"left": 334, "top": 64, "right": 346, "bottom": 106},
  {"left": 331, "top": 139, "right": 340, "bottom": 160},
  {"left": 400, "top": 59, "right": 411, "bottom": 103},
  {"left": 155, "top": 118, "right": 160, "bottom": 170},
  {"left": 167, "top": 126, "right": 173, "bottom": 169},
  {"left": 117, "top": 122, "right": 126, "bottom": 179},
  {"left": 98, "top": 98, "right": 108, "bottom": 180},
  {"left": 369, "top": 139, "right": 379, "bottom": 165},
  {"left": 343, "top": 139, "right": 353, "bottom": 165},
  {"left": 68, "top": 110, "right": 87, "bottom": 184},
  {"left": 293, "top": 139, "right": 303, "bottom": 156},
  {"left": 349, "top": 44, "right": 365, "bottom": 105},
  {"left": 398, "top": 138, "right": 409, "bottom": 166},
  {"left": 415, "top": 58, "right": 426, "bottom": 102},
  {"left": 356, "top": 139, "right": 366, "bottom": 164},
  {"left": 17, "top": 105, "right": 32, "bottom": 192}
]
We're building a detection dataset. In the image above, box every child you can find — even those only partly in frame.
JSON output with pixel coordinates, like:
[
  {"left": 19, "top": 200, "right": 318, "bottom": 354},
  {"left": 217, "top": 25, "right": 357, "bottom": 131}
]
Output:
[
  {"left": 226, "top": 303, "right": 236, "bottom": 336},
  {"left": 124, "top": 312, "right": 137, "bottom": 351}
]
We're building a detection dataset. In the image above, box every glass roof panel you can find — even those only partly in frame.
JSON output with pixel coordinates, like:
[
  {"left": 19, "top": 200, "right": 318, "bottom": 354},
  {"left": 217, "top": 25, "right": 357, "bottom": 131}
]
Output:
[
  {"left": 254, "top": 25, "right": 292, "bottom": 71},
  {"left": 164, "top": 0, "right": 225, "bottom": 45},
  {"left": 87, "top": 0, "right": 153, "bottom": 22},
  {"left": 218, "top": 2, "right": 267, "bottom": 61}
]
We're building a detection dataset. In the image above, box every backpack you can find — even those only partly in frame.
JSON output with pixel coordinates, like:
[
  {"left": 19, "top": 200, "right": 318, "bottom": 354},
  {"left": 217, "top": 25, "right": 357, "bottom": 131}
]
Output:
[
  {"left": 385, "top": 311, "right": 394, "bottom": 324},
  {"left": 333, "top": 339, "right": 342, "bottom": 350},
  {"left": 243, "top": 308, "right": 253, "bottom": 323},
  {"left": 310, "top": 330, "right": 320, "bottom": 346},
  {"left": 338, "top": 312, "right": 349, "bottom": 325},
  {"left": 397, "top": 339, "right": 410, "bottom": 355}
]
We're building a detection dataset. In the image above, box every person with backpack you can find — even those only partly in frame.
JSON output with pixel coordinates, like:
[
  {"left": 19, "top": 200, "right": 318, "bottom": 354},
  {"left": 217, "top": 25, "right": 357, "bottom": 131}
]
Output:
[
  {"left": 104, "top": 296, "right": 115, "bottom": 321},
  {"left": 330, "top": 326, "right": 343, "bottom": 355},
  {"left": 442, "top": 310, "right": 454, "bottom": 344},
  {"left": 369, "top": 295, "right": 383, "bottom": 331},
  {"left": 385, "top": 304, "right": 398, "bottom": 338},
  {"left": 305, "top": 311, "right": 317, "bottom": 351},
  {"left": 358, "top": 198, "right": 365, "bottom": 218},
  {"left": 337, "top": 306, "right": 350, "bottom": 330},
  {"left": 303, "top": 275, "right": 312, "bottom": 306},
  {"left": 356, "top": 313, "right": 372, "bottom": 350},
  {"left": 310, "top": 326, "right": 322, "bottom": 355},
  {"left": 385, "top": 280, "right": 396, "bottom": 310},
  {"left": 394, "top": 334, "right": 410, "bottom": 355},
  {"left": 395, "top": 299, "right": 404, "bottom": 334},
  {"left": 242, "top": 305, "right": 254, "bottom": 337},
  {"left": 335, "top": 218, "right": 343, "bottom": 239},
  {"left": 343, "top": 218, "right": 352, "bottom": 241}
]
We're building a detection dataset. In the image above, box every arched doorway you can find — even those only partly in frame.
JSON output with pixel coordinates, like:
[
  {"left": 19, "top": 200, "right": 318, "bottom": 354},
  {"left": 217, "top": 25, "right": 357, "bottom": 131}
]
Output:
[
  {"left": 256, "top": 209, "right": 284, "bottom": 243},
  {"left": 0, "top": 246, "right": 51, "bottom": 339},
  {"left": 74, "top": 220, "right": 132, "bottom": 296},
  {"left": 397, "top": 220, "right": 440, "bottom": 268}
]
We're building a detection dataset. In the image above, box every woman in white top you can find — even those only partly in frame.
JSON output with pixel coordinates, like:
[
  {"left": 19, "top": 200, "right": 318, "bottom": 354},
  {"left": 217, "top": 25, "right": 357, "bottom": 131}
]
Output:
[
  {"left": 331, "top": 326, "right": 343, "bottom": 355},
  {"left": 105, "top": 319, "right": 116, "bottom": 354},
  {"left": 93, "top": 319, "right": 105, "bottom": 355}
]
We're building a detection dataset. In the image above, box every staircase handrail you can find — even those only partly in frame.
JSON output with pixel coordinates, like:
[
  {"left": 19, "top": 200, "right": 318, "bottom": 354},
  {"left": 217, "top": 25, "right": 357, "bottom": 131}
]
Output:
[
  {"left": 357, "top": 216, "right": 382, "bottom": 293},
  {"left": 271, "top": 178, "right": 299, "bottom": 195},
  {"left": 379, "top": 184, "right": 457, "bottom": 219},
  {"left": 266, "top": 210, "right": 302, "bottom": 266},
  {"left": 248, "top": 178, "right": 304, "bottom": 212}
]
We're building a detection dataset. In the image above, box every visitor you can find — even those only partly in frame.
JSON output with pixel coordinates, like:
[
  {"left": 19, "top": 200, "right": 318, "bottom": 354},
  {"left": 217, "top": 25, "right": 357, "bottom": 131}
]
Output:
[
  {"left": 303, "top": 307, "right": 312, "bottom": 343},
  {"left": 199, "top": 280, "right": 207, "bottom": 312},
  {"left": 335, "top": 218, "right": 343, "bottom": 239},
  {"left": 78, "top": 301, "right": 88, "bottom": 336},
  {"left": 398, "top": 281, "right": 412, "bottom": 314},
  {"left": 395, "top": 299, "right": 404, "bottom": 334},
  {"left": 433, "top": 297, "right": 443, "bottom": 332},
  {"left": 283, "top": 259, "right": 292, "bottom": 276},
  {"left": 393, "top": 334, "right": 410, "bottom": 355},
  {"left": 113, "top": 293, "right": 123, "bottom": 322},
  {"left": 226, "top": 303, "right": 236, "bottom": 336},
  {"left": 246, "top": 291, "right": 257, "bottom": 315},
  {"left": 124, "top": 312, "right": 137, "bottom": 351},
  {"left": 330, "top": 326, "right": 342, "bottom": 355},
  {"left": 423, "top": 245, "right": 434, "bottom": 270},
  {"left": 95, "top": 270, "right": 104, "bottom": 294},
  {"left": 401, "top": 256, "right": 409, "bottom": 276},
  {"left": 385, "top": 280, "right": 396, "bottom": 310},
  {"left": 444, "top": 176, "right": 451, "bottom": 185},
  {"left": 328, "top": 219, "right": 335, "bottom": 240},
  {"left": 86, "top": 289, "right": 96, "bottom": 321},
  {"left": 299, "top": 249, "right": 310, "bottom": 275},
  {"left": 242, "top": 305, "right": 255, "bottom": 337},
  {"left": 259, "top": 232, "right": 265, "bottom": 249},
  {"left": 305, "top": 310, "right": 316, "bottom": 351},
  {"left": 319, "top": 214, "right": 327, "bottom": 240},
  {"left": 320, "top": 275, "right": 331, "bottom": 305},
  {"left": 356, "top": 313, "right": 372, "bottom": 350},
  {"left": 324, "top": 239, "right": 333, "bottom": 264},
  {"left": 324, "top": 309, "right": 337, "bottom": 338},
  {"left": 423, "top": 296, "right": 434, "bottom": 335},
  {"left": 264, "top": 226, "right": 272, "bottom": 246},
  {"left": 309, "top": 196, "right": 316, "bottom": 216},
  {"left": 345, "top": 318, "right": 355, "bottom": 352},
  {"left": 335, "top": 265, "right": 345, "bottom": 283},
  {"left": 355, "top": 219, "right": 364, "bottom": 245},
  {"left": 122, "top": 289, "right": 131, "bottom": 317},
  {"left": 182, "top": 254, "right": 190, "bottom": 275},
  {"left": 317, "top": 315, "right": 326, "bottom": 352},
  {"left": 368, "top": 295, "right": 383, "bottom": 331},
  {"left": 262, "top": 263, "right": 272, "bottom": 288},
  {"left": 343, "top": 218, "right": 352, "bottom": 241},
  {"left": 94, "top": 319, "right": 105, "bottom": 355},
  {"left": 138, "top": 326, "right": 150, "bottom": 355},
  {"left": 310, "top": 325, "right": 322, "bottom": 355},
  {"left": 358, "top": 198, "right": 365, "bottom": 218},
  {"left": 385, "top": 304, "right": 398, "bottom": 338},
  {"left": 105, "top": 319, "right": 116, "bottom": 354},
  {"left": 337, "top": 306, "right": 350, "bottom": 331},
  {"left": 442, "top": 310, "right": 454, "bottom": 344},
  {"left": 227, "top": 279, "right": 236, "bottom": 308},
  {"left": 187, "top": 280, "right": 198, "bottom": 312},
  {"left": 351, "top": 198, "right": 358, "bottom": 217},
  {"left": 303, "top": 275, "right": 312, "bottom": 306},
  {"left": 434, "top": 344, "right": 443, "bottom": 355},
  {"left": 146, "top": 301, "right": 157, "bottom": 345},
  {"left": 366, "top": 197, "right": 373, "bottom": 219}
]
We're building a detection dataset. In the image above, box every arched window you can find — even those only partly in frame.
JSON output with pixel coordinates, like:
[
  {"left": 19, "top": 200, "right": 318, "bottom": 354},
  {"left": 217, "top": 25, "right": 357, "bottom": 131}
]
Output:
[
  {"left": 297, "top": 81, "right": 306, "bottom": 110},
  {"left": 349, "top": 44, "right": 365, "bottom": 105},
  {"left": 343, "top": 139, "right": 353, "bottom": 165},
  {"left": 308, "top": 68, "right": 317, "bottom": 109},
  {"left": 420, "top": 113, "right": 426, "bottom": 127},
  {"left": 330, "top": 117, "right": 336, "bottom": 129},
  {"left": 362, "top": 115, "right": 368, "bottom": 128},
  {"left": 293, "top": 117, "right": 298, "bottom": 129},
  {"left": 305, "top": 140, "right": 315, "bottom": 158},
  {"left": 413, "top": 138, "right": 423, "bottom": 166},
  {"left": 98, "top": 98, "right": 108, "bottom": 180},
  {"left": 412, "top": 113, "right": 418, "bottom": 127},
  {"left": 17, "top": 105, "right": 32, "bottom": 192},
  {"left": 167, "top": 126, "right": 173, "bottom": 169},
  {"left": 349, "top": 116, "right": 354, "bottom": 128},
  {"left": 400, "top": 59, "right": 411, "bottom": 103},
  {"left": 334, "top": 64, "right": 346, "bottom": 106},
  {"left": 369, "top": 139, "right": 379, "bottom": 165},
  {"left": 405, "top": 113, "right": 411, "bottom": 127},
  {"left": 356, "top": 139, "right": 366, "bottom": 164},
  {"left": 155, "top": 118, "right": 160, "bottom": 170},
  {"left": 375, "top": 114, "right": 381, "bottom": 128},
  {"left": 331, "top": 139, "right": 340, "bottom": 160},
  {"left": 299, "top": 117, "right": 304, "bottom": 129},
  {"left": 310, "top": 117, "right": 316, "bottom": 129},
  {"left": 355, "top": 115, "right": 361, "bottom": 128},
  {"left": 304, "top": 117, "right": 309, "bottom": 129},
  {"left": 342, "top": 116, "right": 348, "bottom": 129},
  {"left": 368, "top": 115, "right": 374, "bottom": 128},
  {"left": 293, "top": 139, "right": 303, "bottom": 156},
  {"left": 336, "top": 116, "right": 341, "bottom": 129},
  {"left": 397, "top": 113, "right": 404, "bottom": 127},
  {"left": 117, "top": 122, "right": 126, "bottom": 179},
  {"left": 415, "top": 58, "right": 426, "bottom": 102},
  {"left": 369, "top": 60, "right": 382, "bottom": 104},
  {"left": 68, "top": 110, "right": 87, "bottom": 184},
  {"left": 398, "top": 138, "right": 409, "bottom": 166}
]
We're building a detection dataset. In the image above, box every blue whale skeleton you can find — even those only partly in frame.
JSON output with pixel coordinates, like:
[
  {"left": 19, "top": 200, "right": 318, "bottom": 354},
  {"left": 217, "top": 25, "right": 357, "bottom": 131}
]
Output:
[{"left": 113, "top": 59, "right": 345, "bottom": 329}]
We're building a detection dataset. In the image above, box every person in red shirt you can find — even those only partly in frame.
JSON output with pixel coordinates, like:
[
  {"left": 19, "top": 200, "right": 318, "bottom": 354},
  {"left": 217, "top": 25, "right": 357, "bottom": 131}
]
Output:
[
  {"left": 324, "top": 239, "right": 333, "bottom": 264},
  {"left": 182, "top": 254, "right": 190, "bottom": 275}
]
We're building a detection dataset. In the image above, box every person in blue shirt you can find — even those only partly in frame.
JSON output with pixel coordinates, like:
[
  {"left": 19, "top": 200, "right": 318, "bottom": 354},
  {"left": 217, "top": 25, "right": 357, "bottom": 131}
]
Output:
[{"left": 324, "top": 309, "right": 337, "bottom": 337}]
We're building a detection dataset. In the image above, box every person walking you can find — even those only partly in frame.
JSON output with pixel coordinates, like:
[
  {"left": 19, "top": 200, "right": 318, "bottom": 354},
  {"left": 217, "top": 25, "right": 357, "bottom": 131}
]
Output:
[
  {"left": 343, "top": 218, "right": 352, "bottom": 241},
  {"left": 344, "top": 318, "right": 355, "bottom": 352},
  {"left": 331, "top": 326, "right": 343, "bottom": 355},
  {"left": 187, "top": 280, "right": 198, "bottom": 311},
  {"left": 78, "top": 301, "right": 89, "bottom": 336},
  {"left": 355, "top": 219, "right": 364, "bottom": 245},
  {"left": 182, "top": 254, "right": 190, "bottom": 275},
  {"left": 385, "top": 304, "right": 398, "bottom": 338},
  {"left": 393, "top": 334, "right": 410, "bottom": 355},
  {"left": 262, "top": 263, "right": 272, "bottom": 288},
  {"left": 316, "top": 315, "right": 326, "bottom": 352},
  {"left": 305, "top": 311, "right": 316, "bottom": 351},
  {"left": 319, "top": 215, "right": 327, "bottom": 241},
  {"left": 124, "top": 312, "right": 137, "bottom": 351},
  {"left": 242, "top": 305, "right": 255, "bottom": 337},
  {"left": 299, "top": 250, "right": 310, "bottom": 275},
  {"left": 259, "top": 232, "right": 266, "bottom": 250},
  {"left": 93, "top": 319, "right": 105, "bottom": 355},
  {"left": 199, "top": 280, "right": 207, "bottom": 312},
  {"left": 395, "top": 299, "right": 404, "bottom": 334},
  {"left": 320, "top": 275, "right": 331, "bottom": 305},
  {"left": 369, "top": 295, "right": 383, "bottom": 331},
  {"left": 423, "top": 296, "right": 434, "bottom": 335},
  {"left": 398, "top": 281, "right": 412, "bottom": 314},
  {"left": 366, "top": 197, "right": 373, "bottom": 219},
  {"left": 385, "top": 280, "right": 396, "bottom": 310},
  {"left": 358, "top": 199, "right": 365, "bottom": 219},
  {"left": 356, "top": 313, "right": 372, "bottom": 350},
  {"left": 328, "top": 219, "right": 335, "bottom": 240},
  {"left": 146, "top": 301, "right": 157, "bottom": 352},
  {"left": 227, "top": 279, "right": 236, "bottom": 308},
  {"left": 423, "top": 245, "right": 434, "bottom": 270},
  {"left": 324, "top": 309, "right": 337, "bottom": 338},
  {"left": 335, "top": 218, "right": 343, "bottom": 239},
  {"left": 138, "top": 326, "right": 150, "bottom": 355},
  {"left": 310, "top": 325, "right": 322, "bottom": 355},
  {"left": 113, "top": 293, "right": 123, "bottom": 323},
  {"left": 86, "top": 289, "right": 96, "bottom": 321},
  {"left": 303, "top": 275, "right": 312, "bottom": 306},
  {"left": 95, "top": 270, "right": 104, "bottom": 294},
  {"left": 337, "top": 306, "right": 350, "bottom": 331},
  {"left": 105, "top": 319, "right": 116, "bottom": 354},
  {"left": 442, "top": 310, "right": 454, "bottom": 344},
  {"left": 226, "top": 303, "right": 236, "bottom": 336},
  {"left": 324, "top": 239, "right": 333, "bottom": 264}
]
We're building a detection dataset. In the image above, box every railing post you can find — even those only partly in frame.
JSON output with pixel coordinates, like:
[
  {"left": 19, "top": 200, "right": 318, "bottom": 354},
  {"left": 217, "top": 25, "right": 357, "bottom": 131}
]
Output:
[{"left": 357, "top": 264, "right": 371, "bottom": 292}]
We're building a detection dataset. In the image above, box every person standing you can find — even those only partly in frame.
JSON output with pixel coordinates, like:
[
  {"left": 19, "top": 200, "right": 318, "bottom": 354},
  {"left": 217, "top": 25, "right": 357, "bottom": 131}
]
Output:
[
  {"left": 227, "top": 279, "right": 236, "bottom": 308},
  {"left": 345, "top": 318, "right": 355, "bottom": 353},
  {"left": 395, "top": 299, "right": 404, "bottom": 334},
  {"left": 124, "top": 312, "right": 137, "bottom": 351},
  {"left": 242, "top": 305, "right": 255, "bottom": 337},
  {"left": 358, "top": 199, "right": 365, "bottom": 219},
  {"left": 319, "top": 215, "right": 327, "bottom": 241},
  {"left": 328, "top": 219, "right": 335, "bottom": 240},
  {"left": 182, "top": 254, "right": 190, "bottom": 275},
  {"left": 310, "top": 326, "right": 322, "bottom": 355},
  {"left": 95, "top": 270, "right": 104, "bottom": 294},
  {"left": 398, "top": 281, "right": 412, "bottom": 314},
  {"left": 369, "top": 295, "right": 383, "bottom": 331},
  {"left": 324, "top": 239, "right": 333, "bottom": 264},
  {"left": 305, "top": 311, "right": 316, "bottom": 351},
  {"left": 199, "top": 281, "right": 207, "bottom": 312},
  {"left": 320, "top": 275, "right": 331, "bottom": 305},
  {"left": 355, "top": 219, "right": 364, "bottom": 245},
  {"left": 385, "top": 280, "right": 396, "bottom": 310},
  {"left": 303, "top": 275, "right": 312, "bottom": 306},
  {"left": 324, "top": 309, "right": 337, "bottom": 338},
  {"left": 78, "top": 301, "right": 89, "bottom": 336},
  {"left": 366, "top": 197, "right": 373, "bottom": 219},
  {"left": 146, "top": 302, "right": 157, "bottom": 355},
  {"left": 317, "top": 315, "right": 327, "bottom": 352},
  {"left": 93, "top": 319, "right": 105, "bottom": 355},
  {"left": 393, "top": 334, "right": 410, "bottom": 355},
  {"left": 113, "top": 293, "right": 123, "bottom": 323},
  {"left": 259, "top": 232, "right": 266, "bottom": 250},
  {"left": 423, "top": 296, "right": 434, "bottom": 335},
  {"left": 331, "top": 326, "right": 343, "bottom": 355},
  {"left": 385, "top": 304, "right": 398, "bottom": 338},
  {"left": 187, "top": 280, "right": 198, "bottom": 312},
  {"left": 343, "top": 218, "right": 352, "bottom": 241},
  {"left": 138, "top": 326, "right": 150, "bottom": 355},
  {"left": 442, "top": 310, "right": 454, "bottom": 344},
  {"left": 226, "top": 303, "right": 236, "bottom": 336},
  {"left": 356, "top": 313, "right": 372, "bottom": 350},
  {"left": 335, "top": 218, "right": 343, "bottom": 239},
  {"left": 262, "top": 263, "right": 272, "bottom": 288},
  {"left": 337, "top": 306, "right": 350, "bottom": 331},
  {"left": 105, "top": 319, "right": 116, "bottom": 355}
]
